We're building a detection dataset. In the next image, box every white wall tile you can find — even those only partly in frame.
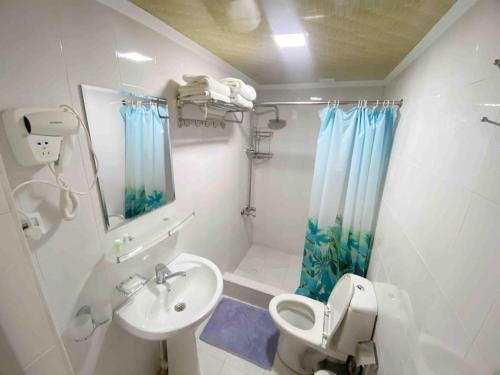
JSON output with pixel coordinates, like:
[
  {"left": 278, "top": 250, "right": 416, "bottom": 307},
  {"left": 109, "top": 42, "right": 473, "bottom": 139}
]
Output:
[
  {"left": 469, "top": 294, "right": 500, "bottom": 374},
  {"left": 0, "top": 238, "right": 59, "bottom": 368},
  {"left": 25, "top": 345, "right": 73, "bottom": 375},
  {"left": 0, "top": 0, "right": 70, "bottom": 108},
  {"left": 476, "top": 128, "right": 500, "bottom": 205},
  {"left": 0, "top": 213, "right": 31, "bottom": 273},
  {"left": 433, "top": 196, "right": 500, "bottom": 338},
  {"left": 58, "top": 0, "right": 122, "bottom": 97},
  {"left": 0, "top": 326, "right": 23, "bottom": 375},
  {"left": 0, "top": 176, "right": 9, "bottom": 215},
  {"left": 372, "top": 1, "right": 500, "bottom": 374}
]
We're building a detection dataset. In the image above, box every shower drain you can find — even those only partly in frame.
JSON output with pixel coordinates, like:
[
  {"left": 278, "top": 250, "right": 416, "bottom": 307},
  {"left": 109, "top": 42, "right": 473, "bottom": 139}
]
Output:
[{"left": 174, "top": 302, "right": 186, "bottom": 312}]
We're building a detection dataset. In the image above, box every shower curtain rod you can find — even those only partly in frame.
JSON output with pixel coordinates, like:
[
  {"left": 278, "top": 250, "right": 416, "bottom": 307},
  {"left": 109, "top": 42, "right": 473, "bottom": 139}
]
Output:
[{"left": 256, "top": 99, "right": 404, "bottom": 108}]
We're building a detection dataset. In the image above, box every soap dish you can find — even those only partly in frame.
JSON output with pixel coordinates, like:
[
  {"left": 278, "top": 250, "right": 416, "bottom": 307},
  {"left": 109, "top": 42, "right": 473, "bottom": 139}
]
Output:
[{"left": 116, "top": 274, "right": 148, "bottom": 297}]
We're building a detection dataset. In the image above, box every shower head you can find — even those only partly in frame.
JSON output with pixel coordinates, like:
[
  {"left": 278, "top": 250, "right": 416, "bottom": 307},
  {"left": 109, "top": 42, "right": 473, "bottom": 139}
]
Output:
[
  {"left": 255, "top": 104, "right": 287, "bottom": 130},
  {"left": 267, "top": 118, "right": 287, "bottom": 130}
]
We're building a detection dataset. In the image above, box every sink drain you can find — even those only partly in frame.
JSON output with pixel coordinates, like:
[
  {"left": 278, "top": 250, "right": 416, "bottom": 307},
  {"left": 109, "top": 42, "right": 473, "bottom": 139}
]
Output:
[{"left": 174, "top": 302, "right": 186, "bottom": 312}]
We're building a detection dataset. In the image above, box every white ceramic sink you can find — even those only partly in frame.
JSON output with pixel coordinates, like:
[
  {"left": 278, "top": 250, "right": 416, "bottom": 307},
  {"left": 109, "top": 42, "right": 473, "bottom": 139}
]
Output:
[{"left": 115, "top": 253, "right": 223, "bottom": 341}]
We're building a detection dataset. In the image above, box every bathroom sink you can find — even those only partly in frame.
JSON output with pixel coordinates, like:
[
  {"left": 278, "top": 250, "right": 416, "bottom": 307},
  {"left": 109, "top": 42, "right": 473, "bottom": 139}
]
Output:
[{"left": 115, "top": 253, "right": 223, "bottom": 341}]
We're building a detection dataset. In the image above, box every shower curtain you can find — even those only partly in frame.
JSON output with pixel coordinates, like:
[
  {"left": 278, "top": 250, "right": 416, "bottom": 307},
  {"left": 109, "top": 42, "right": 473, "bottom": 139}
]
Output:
[
  {"left": 296, "top": 106, "right": 397, "bottom": 302},
  {"left": 120, "top": 105, "right": 167, "bottom": 219}
]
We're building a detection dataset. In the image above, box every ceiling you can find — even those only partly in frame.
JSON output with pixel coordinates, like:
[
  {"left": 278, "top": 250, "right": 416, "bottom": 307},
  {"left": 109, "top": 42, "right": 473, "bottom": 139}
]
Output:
[{"left": 131, "top": 0, "right": 456, "bottom": 85}]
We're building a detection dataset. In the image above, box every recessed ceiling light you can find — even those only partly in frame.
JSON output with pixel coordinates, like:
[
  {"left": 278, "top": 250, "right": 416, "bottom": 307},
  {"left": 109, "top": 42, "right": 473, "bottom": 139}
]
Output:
[
  {"left": 310, "top": 96, "right": 323, "bottom": 101},
  {"left": 273, "top": 33, "right": 306, "bottom": 48},
  {"left": 116, "top": 51, "right": 153, "bottom": 62}
]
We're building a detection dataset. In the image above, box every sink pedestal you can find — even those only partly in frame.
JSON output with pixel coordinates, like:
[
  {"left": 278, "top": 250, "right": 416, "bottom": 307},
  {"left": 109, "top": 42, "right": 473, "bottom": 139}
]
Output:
[
  {"left": 167, "top": 328, "right": 200, "bottom": 375},
  {"left": 114, "top": 253, "right": 223, "bottom": 375}
]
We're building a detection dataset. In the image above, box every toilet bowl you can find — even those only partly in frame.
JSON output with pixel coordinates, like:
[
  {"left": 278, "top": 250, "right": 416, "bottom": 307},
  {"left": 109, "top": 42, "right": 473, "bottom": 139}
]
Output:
[{"left": 269, "top": 274, "right": 377, "bottom": 374}]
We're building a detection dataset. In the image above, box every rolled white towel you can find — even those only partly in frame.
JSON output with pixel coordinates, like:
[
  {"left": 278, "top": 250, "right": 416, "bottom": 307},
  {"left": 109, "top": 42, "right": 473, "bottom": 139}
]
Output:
[
  {"left": 182, "top": 74, "right": 231, "bottom": 97},
  {"left": 220, "top": 77, "right": 256, "bottom": 101},
  {"left": 178, "top": 84, "right": 216, "bottom": 96},
  {"left": 179, "top": 90, "right": 231, "bottom": 104},
  {"left": 231, "top": 94, "right": 253, "bottom": 109}
]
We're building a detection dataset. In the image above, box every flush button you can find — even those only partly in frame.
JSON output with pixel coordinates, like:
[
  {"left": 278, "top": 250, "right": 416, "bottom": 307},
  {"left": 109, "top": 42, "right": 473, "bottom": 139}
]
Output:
[{"left": 356, "top": 284, "right": 364, "bottom": 291}]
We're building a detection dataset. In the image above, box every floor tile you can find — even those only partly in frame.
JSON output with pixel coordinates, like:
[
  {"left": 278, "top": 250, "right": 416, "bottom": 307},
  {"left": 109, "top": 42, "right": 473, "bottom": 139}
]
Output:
[
  {"left": 225, "top": 352, "right": 266, "bottom": 375},
  {"left": 263, "top": 355, "right": 296, "bottom": 375},
  {"left": 199, "top": 350, "right": 225, "bottom": 375},
  {"left": 219, "top": 362, "right": 252, "bottom": 375},
  {"left": 234, "top": 245, "right": 302, "bottom": 291},
  {"left": 198, "top": 340, "right": 228, "bottom": 363}
]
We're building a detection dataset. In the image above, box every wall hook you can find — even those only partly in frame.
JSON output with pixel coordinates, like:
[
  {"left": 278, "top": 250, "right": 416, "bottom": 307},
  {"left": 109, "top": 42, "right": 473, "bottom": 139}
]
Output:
[{"left": 481, "top": 116, "right": 500, "bottom": 126}]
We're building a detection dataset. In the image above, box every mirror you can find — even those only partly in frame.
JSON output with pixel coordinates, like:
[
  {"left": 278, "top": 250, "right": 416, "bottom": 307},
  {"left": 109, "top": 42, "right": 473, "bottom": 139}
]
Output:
[{"left": 80, "top": 84, "right": 175, "bottom": 231}]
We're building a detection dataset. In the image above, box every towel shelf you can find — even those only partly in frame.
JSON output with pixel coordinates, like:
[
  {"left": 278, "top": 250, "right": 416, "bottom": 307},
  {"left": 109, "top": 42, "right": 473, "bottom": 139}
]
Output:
[{"left": 177, "top": 97, "right": 251, "bottom": 127}]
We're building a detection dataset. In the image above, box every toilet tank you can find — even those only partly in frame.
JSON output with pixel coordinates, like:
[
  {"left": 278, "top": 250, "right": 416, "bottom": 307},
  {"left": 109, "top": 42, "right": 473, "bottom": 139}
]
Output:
[{"left": 330, "top": 275, "right": 377, "bottom": 356}]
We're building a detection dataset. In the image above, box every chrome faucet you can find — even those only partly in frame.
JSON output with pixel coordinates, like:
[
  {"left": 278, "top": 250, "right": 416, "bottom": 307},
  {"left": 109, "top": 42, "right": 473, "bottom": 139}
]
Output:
[{"left": 155, "top": 263, "right": 186, "bottom": 285}]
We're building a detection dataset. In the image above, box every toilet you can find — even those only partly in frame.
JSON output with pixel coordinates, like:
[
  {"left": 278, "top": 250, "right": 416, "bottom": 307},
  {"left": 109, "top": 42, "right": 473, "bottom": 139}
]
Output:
[{"left": 269, "top": 274, "right": 377, "bottom": 374}]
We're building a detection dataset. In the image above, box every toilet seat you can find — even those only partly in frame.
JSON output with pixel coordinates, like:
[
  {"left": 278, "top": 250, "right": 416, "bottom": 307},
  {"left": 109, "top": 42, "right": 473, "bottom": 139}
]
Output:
[
  {"left": 269, "top": 274, "right": 375, "bottom": 374},
  {"left": 269, "top": 274, "right": 355, "bottom": 351},
  {"left": 269, "top": 293, "right": 325, "bottom": 348}
]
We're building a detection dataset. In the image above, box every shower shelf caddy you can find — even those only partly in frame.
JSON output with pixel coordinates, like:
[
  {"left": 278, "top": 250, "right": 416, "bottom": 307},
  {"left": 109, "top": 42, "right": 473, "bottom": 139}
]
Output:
[
  {"left": 177, "top": 97, "right": 251, "bottom": 128},
  {"left": 246, "top": 129, "right": 274, "bottom": 160},
  {"left": 104, "top": 210, "right": 195, "bottom": 264}
]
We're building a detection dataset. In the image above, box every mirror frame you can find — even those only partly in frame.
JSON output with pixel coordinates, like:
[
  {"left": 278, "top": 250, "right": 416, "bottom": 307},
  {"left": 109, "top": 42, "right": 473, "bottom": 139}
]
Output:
[{"left": 80, "top": 84, "right": 176, "bottom": 231}]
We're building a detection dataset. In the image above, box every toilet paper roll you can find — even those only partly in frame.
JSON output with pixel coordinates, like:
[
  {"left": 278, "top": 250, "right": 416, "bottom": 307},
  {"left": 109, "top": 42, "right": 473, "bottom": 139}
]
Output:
[{"left": 70, "top": 313, "right": 94, "bottom": 341}]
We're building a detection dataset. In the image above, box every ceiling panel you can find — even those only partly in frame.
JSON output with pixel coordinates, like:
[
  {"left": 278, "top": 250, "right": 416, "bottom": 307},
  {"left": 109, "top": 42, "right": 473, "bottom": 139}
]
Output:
[{"left": 131, "top": 0, "right": 456, "bottom": 84}]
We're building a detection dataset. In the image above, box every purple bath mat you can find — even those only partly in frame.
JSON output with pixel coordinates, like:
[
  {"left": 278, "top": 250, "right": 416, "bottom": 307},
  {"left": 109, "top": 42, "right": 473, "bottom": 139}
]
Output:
[{"left": 200, "top": 298, "right": 280, "bottom": 370}]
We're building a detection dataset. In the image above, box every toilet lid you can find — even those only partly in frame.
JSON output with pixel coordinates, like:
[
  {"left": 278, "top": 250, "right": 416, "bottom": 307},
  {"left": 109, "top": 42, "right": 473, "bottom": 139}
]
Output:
[{"left": 325, "top": 274, "right": 354, "bottom": 338}]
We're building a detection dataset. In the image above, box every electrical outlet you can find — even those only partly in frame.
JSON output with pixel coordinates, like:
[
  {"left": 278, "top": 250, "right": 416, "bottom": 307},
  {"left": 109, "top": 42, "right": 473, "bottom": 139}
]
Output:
[
  {"left": 22, "top": 212, "right": 47, "bottom": 240},
  {"left": 27, "top": 135, "right": 62, "bottom": 164}
]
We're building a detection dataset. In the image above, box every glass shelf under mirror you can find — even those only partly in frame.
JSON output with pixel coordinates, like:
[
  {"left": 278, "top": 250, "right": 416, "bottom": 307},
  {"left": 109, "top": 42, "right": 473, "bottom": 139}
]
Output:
[{"left": 105, "top": 210, "right": 195, "bottom": 264}]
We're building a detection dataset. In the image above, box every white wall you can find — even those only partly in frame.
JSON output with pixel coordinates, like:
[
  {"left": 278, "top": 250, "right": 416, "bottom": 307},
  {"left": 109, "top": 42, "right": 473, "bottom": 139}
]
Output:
[
  {"left": 368, "top": 0, "right": 500, "bottom": 373},
  {"left": 0, "top": 0, "right": 252, "bottom": 373},
  {"left": 0, "top": 155, "right": 73, "bottom": 374},
  {"left": 252, "top": 86, "right": 384, "bottom": 255}
]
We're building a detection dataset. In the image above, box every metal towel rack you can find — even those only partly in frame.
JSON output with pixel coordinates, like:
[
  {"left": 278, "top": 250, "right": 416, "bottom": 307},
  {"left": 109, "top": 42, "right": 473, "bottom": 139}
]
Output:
[{"left": 177, "top": 98, "right": 250, "bottom": 128}]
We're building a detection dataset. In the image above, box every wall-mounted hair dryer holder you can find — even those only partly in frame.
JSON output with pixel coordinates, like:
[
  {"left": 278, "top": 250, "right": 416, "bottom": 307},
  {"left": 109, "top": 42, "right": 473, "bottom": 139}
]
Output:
[{"left": 2, "top": 107, "right": 79, "bottom": 167}]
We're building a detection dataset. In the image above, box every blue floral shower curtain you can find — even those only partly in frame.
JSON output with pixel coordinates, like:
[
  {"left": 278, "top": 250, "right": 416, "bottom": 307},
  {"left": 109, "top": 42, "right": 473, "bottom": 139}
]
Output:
[
  {"left": 296, "top": 106, "right": 397, "bottom": 302},
  {"left": 120, "top": 105, "right": 167, "bottom": 219}
]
